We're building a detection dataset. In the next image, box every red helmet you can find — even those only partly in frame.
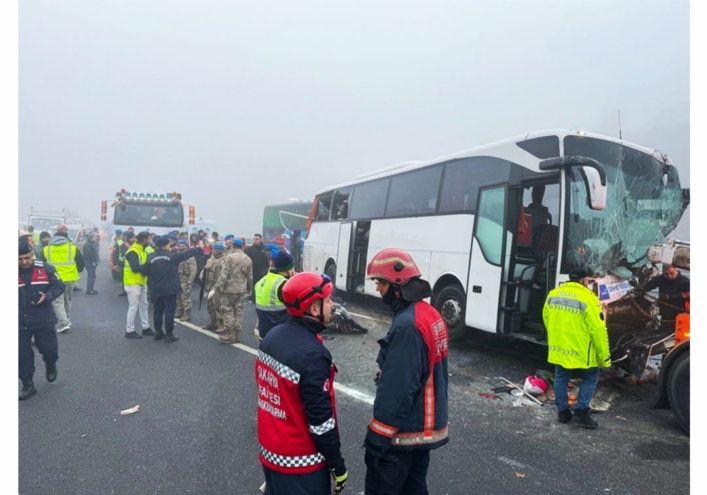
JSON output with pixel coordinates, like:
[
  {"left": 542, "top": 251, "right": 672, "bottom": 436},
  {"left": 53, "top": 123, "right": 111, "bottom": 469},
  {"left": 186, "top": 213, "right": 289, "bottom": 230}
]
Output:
[
  {"left": 282, "top": 272, "right": 333, "bottom": 317},
  {"left": 366, "top": 248, "right": 421, "bottom": 286}
]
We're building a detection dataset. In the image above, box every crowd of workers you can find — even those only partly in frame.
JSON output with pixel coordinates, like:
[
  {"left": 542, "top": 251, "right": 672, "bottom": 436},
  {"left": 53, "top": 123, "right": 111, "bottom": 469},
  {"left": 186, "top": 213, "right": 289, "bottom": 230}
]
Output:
[{"left": 18, "top": 219, "right": 689, "bottom": 494}]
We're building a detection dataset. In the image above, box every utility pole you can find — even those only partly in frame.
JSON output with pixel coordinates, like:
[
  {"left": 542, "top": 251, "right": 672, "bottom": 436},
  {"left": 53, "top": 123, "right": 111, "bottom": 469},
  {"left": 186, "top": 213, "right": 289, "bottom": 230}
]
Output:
[{"left": 618, "top": 110, "right": 623, "bottom": 140}]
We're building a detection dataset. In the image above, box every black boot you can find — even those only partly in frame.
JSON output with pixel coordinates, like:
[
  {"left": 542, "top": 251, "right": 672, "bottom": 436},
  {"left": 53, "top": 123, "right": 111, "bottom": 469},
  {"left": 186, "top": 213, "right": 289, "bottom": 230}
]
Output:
[
  {"left": 46, "top": 362, "right": 57, "bottom": 383},
  {"left": 154, "top": 330, "right": 165, "bottom": 341},
  {"left": 558, "top": 408, "right": 572, "bottom": 424},
  {"left": 142, "top": 328, "right": 155, "bottom": 337},
  {"left": 19, "top": 381, "right": 37, "bottom": 401},
  {"left": 574, "top": 409, "right": 598, "bottom": 429},
  {"left": 165, "top": 333, "right": 179, "bottom": 343}
]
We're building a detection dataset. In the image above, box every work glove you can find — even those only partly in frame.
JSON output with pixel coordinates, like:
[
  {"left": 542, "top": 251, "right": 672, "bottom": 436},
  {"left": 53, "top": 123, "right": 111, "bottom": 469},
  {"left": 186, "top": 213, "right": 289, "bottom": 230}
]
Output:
[
  {"left": 331, "top": 463, "right": 348, "bottom": 494},
  {"left": 208, "top": 289, "right": 215, "bottom": 299}
]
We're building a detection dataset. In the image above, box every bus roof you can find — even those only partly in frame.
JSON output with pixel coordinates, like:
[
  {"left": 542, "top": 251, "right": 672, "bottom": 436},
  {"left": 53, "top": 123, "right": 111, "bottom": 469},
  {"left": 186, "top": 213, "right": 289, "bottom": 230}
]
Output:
[{"left": 315, "top": 128, "right": 671, "bottom": 195}]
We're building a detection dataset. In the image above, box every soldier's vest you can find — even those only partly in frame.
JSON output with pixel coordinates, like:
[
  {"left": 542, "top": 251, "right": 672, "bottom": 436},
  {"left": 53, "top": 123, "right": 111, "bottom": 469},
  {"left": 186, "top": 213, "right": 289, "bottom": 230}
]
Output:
[
  {"left": 43, "top": 243, "right": 80, "bottom": 282},
  {"left": 123, "top": 244, "right": 147, "bottom": 286}
]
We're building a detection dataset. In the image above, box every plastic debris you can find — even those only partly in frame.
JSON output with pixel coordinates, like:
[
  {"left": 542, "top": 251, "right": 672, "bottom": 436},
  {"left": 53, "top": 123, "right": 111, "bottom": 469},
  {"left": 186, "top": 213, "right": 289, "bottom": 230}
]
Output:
[
  {"left": 515, "top": 472, "right": 526, "bottom": 478},
  {"left": 120, "top": 405, "right": 140, "bottom": 415}
]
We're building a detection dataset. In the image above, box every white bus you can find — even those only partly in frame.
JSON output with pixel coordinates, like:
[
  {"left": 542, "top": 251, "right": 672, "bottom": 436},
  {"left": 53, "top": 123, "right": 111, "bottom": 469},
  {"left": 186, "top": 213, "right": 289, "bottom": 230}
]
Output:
[{"left": 303, "top": 129, "right": 688, "bottom": 343}]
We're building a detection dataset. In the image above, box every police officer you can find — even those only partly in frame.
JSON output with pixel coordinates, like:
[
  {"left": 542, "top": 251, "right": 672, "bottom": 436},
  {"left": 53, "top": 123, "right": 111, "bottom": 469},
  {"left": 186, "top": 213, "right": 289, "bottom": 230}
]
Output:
[
  {"left": 364, "top": 248, "right": 450, "bottom": 495},
  {"left": 142, "top": 236, "right": 202, "bottom": 342},
  {"left": 201, "top": 243, "right": 227, "bottom": 332},
  {"left": 175, "top": 239, "right": 198, "bottom": 322},
  {"left": 18, "top": 242, "right": 65, "bottom": 400},
  {"left": 255, "top": 251, "right": 295, "bottom": 342},
  {"left": 41, "top": 227, "right": 85, "bottom": 333},
  {"left": 210, "top": 239, "right": 252, "bottom": 344},
  {"left": 543, "top": 267, "right": 611, "bottom": 429},
  {"left": 256, "top": 272, "right": 348, "bottom": 495}
]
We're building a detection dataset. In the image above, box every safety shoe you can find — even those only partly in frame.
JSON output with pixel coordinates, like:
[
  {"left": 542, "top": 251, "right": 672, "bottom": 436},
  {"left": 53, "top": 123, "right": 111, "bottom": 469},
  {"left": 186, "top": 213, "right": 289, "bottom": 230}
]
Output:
[
  {"left": 202, "top": 322, "right": 218, "bottom": 331},
  {"left": 57, "top": 325, "right": 70, "bottom": 334},
  {"left": 165, "top": 334, "right": 179, "bottom": 343},
  {"left": 125, "top": 332, "right": 143, "bottom": 339},
  {"left": 46, "top": 362, "right": 58, "bottom": 383},
  {"left": 574, "top": 409, "right": 598, "bottom": 429},
  {"left": 141, "top": 328, "right": 155, "bottom": 337},
  {"left": 87, "top": 290, "right": 98, "bottom": 295},
  {"left": 558, "top": 408, "right": 572, "bottom": 424},
  {"left": 154, "top": 330, "right": 165, "bottom": 341},
  {"left": 19, "top": 381, "right": 37, "bottom": 401}
]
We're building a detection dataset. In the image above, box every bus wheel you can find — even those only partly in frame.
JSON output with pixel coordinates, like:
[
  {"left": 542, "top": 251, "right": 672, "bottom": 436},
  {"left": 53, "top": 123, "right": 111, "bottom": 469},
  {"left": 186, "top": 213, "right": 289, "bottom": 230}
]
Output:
[
  {"left": 667, "top": 351, "right": 690, "bottom": 435},
  {"left": 325, "top": 263, "right": 337, "bottom": 296},
  {"left": 434, "top": 284, "right": 466, "bottom": 342}
]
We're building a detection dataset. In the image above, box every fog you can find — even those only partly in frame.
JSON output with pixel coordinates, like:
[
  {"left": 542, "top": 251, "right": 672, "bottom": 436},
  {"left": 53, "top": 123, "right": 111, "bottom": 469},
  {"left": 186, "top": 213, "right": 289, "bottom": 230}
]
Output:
[{"left": 19, "top": 0, "right": 689, "bottom": 240}]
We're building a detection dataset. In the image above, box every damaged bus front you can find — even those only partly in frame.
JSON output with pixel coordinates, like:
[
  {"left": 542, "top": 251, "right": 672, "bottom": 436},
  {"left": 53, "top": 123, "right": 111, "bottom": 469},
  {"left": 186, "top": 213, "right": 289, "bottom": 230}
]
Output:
[{"left": 559, "top": 135, "right": 689, "bottom": 380}]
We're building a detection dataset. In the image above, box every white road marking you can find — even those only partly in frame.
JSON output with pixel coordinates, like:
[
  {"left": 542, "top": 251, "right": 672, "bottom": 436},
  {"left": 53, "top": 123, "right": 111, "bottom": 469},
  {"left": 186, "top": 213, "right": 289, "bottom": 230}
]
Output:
[
  {"left": 345, "top": 311, "right": 389, "bottom": 323},
  {"left": 175, "top": 319, "right": 375, "bottom": 405}
]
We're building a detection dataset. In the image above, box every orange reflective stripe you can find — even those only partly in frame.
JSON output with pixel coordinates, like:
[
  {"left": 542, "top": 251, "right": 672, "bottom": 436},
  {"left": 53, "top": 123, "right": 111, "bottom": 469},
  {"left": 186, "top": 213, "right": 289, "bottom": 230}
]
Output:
[
  {"left": 423, "top": 374, "right": 435, "bottom": 435},
  {"left": 368, "top": 418, "right": 398, "bottom": 438},
  {"left": 391, "top": 426, "right": 448, "bottom": 447}
]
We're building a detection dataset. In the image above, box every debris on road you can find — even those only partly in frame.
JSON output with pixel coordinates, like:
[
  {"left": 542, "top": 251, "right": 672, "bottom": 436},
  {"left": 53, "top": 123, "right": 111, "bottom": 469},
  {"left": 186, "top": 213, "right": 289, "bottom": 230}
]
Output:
[
  {"left": 515, "top": 472, "right": 526, "bottom": 478},
  {"left": 120, "top": 405, "right": 140, "bottom": 415},
  {"left": 497, "top": 377, "right": 544, "bottom": 406},
  {"left": 478, "top": 392, "right": 501, "bottom": 400}
]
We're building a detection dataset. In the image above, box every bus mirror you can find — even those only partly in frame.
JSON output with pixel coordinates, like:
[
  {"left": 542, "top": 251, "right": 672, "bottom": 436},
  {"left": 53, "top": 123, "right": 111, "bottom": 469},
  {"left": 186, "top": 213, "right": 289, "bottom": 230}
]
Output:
[
  {"left": 539, "top": 155, "right": 607, "bottom": 186},
  {"left": 580, "top": 166, "right": 607, "bottom": 211}
]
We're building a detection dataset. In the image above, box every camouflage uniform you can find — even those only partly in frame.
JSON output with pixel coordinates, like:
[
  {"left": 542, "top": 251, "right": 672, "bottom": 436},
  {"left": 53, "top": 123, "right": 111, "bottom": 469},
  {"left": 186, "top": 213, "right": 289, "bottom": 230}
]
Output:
[
  {"left": 176, "top": 256, "right": 197, "bottom": 321},
  {"left": 212, "top": 249, "right": 253, "bottom": 344},
  {"left": 202, "top": 254, "right": 225, "bottom": 331}
]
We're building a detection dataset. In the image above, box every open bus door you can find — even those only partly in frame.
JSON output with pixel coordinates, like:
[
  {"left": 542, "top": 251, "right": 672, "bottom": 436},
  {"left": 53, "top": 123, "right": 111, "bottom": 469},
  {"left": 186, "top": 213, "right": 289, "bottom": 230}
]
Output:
[{"left": 465, "top": 185, "right": 509, "bottom": 333}]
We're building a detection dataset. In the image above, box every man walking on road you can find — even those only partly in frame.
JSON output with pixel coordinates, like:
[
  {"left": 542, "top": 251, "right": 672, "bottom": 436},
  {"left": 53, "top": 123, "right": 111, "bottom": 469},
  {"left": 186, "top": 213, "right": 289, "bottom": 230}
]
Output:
[
  {"left": 41, "top": 228, "right": 85, "bottom": 333},
  {"left": 123, "top": 231, "right": 153, "bottom": 339},
  {"left": 364, "top": 248, "right": 450, "bottom": 495},
  {"left": 256, "top": 272, "right": 348, "bottom": 495},
  {"left": 175, "top": 240, "right": 198, "bottom": 322},
  {"left": 19, "top": 242, "right": 64, "bottom": 400},
  {"left": 142, "top": 236, "right": 202, "bottom": 342},
  {"left": 210, "top": 238, "right": 252, "bottom": 344},
  {"left": 543, "top": 267, "right": 611, "bottom": 429},
  {"left": 83, "top": 231, "right": 100, "bottom": 295}
]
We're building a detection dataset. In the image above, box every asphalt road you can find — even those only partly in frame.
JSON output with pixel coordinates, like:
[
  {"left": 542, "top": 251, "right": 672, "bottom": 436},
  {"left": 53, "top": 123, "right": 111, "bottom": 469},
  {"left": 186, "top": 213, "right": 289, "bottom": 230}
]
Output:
[{"left": 19, "top": 259, "right": 690, "bottom": 495}]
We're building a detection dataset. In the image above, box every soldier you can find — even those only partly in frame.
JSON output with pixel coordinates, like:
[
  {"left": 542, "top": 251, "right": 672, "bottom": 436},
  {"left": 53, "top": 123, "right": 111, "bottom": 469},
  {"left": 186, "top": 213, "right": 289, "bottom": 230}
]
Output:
[
  {"left": 201, "top": 243, "right": 227, "bottom": 332},
  {"left": 209, "top": 238, "right": 252, "bottom": 344},
  {"left": 223, "top": 234, "right": 235, "bottom": 255},
  {"left": 175, "top": 240, "right": 197, "bottom": 322}
]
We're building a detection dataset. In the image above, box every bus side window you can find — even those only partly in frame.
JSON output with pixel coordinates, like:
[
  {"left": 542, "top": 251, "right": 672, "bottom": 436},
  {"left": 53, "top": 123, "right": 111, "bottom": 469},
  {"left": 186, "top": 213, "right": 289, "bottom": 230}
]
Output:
[
  {"left": 317, "top": 194, "right": 333, "bottom": 221},
  {"left": 331, "top": 188, "right": 351, "bottom": 220}
]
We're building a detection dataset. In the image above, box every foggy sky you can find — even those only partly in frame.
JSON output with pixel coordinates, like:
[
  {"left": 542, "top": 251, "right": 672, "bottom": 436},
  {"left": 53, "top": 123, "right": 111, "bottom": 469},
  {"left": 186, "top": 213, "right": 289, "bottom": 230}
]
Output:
[{"left": 19, "top": 0, "right": 690, "bottom": 239}]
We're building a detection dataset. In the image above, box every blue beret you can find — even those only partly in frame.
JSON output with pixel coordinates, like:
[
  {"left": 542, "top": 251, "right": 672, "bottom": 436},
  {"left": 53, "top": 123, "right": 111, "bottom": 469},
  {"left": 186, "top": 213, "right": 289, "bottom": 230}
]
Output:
[
  {"left": 224, "top": 234, "right": 234, "bottom": 241},
  {"left": 265, "top": 243, "right": 278, "bottom": 251},
  {"left": 177, "top": 239, "right": 187, "bottom": 246},
  {"left": 115, "top": 229, "right": 123, "bottom": 234},
  {"left": 233, "top": 239, "right": 243, "bottom": 247},
  {"left": 213, "top": 243, "right": 225, "bottom": 250}
]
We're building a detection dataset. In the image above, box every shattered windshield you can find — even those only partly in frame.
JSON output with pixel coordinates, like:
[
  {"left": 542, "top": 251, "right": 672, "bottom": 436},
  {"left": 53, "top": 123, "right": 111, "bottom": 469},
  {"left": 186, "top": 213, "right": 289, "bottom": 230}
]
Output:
[{"left": 562, "top": 136, "right": 686, "bottom": 277}]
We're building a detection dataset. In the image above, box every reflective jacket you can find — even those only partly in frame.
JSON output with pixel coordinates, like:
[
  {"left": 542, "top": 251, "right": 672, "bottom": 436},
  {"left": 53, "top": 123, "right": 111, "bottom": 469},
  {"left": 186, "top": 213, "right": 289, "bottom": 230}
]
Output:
[
  {"left": 367, "top": 299, "right": 450, "bottom": 453},
  {"left": 543, "top": 281, "right": 611, "bottom": 369},
  {"left": 124, "top": 244, "right": 147, "bottom": 286},
  {"left": 255, "top": 271, "right": 288, "bottom": 340},
  {"left": 256, "top": 316, "right": 344, "bottom": 475},
  {"left": 43, "top": 236, "right": 84, "bottom": 282}
]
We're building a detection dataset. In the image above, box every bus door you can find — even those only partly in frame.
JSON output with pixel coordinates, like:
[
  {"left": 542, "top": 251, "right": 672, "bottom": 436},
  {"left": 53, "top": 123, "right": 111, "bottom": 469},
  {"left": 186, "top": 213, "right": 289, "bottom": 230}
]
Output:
[
  {"left": 503, "top": 180, "right": 561, "bottom": 340},
  {"left": 335, "top": 222, "right": 353, "bottom": 292},
  {"left": 465, "top": 185, "right": 508, "bottom": 333}
]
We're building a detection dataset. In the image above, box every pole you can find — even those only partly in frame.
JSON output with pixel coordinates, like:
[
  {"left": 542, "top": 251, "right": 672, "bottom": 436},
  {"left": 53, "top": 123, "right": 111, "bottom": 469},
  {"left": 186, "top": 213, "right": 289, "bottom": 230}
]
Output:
[{"left": 618, "top": 110, "right": 623, "bottom": 140}]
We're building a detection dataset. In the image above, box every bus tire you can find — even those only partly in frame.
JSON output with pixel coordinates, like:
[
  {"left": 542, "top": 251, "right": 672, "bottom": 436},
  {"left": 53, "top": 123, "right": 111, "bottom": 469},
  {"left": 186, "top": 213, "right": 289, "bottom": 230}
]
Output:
[
  {"left": 667, "top": 351, "right": 690, "bottom": 435},
  {"left": 434, "top": 284, "right": 467, "bottom": 342},
  {"left": 325, "top": 262, "right": 337, "bottom": 296}
]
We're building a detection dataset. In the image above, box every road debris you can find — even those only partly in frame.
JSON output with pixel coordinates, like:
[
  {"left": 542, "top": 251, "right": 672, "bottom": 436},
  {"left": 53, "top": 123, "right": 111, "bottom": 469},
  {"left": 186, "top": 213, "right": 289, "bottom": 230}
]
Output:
[
  {"left": 478, "top": 392, "right": 501, "bottom": 400},
  {"left": 515, "top": 472, "right": 526, "bottom": 478},
  {"left": 120, "top": 405, "right": 140, "bottom": 415},
  {"left": 497, "top": 377, "right": 544, "bottom": 406}
]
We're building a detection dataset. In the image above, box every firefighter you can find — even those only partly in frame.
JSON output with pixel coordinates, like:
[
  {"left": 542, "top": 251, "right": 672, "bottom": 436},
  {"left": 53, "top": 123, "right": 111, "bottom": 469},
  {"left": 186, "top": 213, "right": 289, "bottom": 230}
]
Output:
[
  {"left": 543, "top": 267, "right": 611, "bottom": 429},
  {"left": 256, "top": 272, "right": 348, "bottom": 495},
  {"left": 364, "top": 248, "right": 450, "bottom": 495}
]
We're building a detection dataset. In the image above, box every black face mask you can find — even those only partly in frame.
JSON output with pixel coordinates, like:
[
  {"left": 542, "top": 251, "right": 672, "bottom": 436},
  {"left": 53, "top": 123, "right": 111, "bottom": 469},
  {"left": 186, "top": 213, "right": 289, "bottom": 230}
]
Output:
[{"left": 381, "top": 284, "right": 401, "bottom": 306}]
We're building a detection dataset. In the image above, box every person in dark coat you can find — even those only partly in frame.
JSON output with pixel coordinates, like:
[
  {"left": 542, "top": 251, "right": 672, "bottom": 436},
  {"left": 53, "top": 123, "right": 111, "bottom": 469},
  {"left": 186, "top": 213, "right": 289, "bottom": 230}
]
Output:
[
  {"left": 83, "top": 231, "right": 100, "bottom": 294},
  {"left": 141, "top": 236, "right": 202, "bottom": 342},
  {"left": 18, "top": 241, "right": 65, "bottom": 400},
  {"left": 245, "top": 233, "right": 269, "bottom": 300},
  {"left": 633, "top": 264, "right": 690, "bottom": 322}
]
